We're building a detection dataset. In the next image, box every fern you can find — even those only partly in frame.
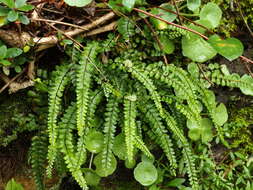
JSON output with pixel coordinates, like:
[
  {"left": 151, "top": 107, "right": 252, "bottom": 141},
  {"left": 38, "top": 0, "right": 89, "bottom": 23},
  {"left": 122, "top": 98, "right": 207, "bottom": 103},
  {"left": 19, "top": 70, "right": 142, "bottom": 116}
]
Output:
[
  {"left": 123, "top": 60, "right": 164, "bottom": 117},
  {"left": 140, "top": 101, "right": 177, "bottom": 172},
  {"left": 86, "top": 89, "right": 103, "bottom": 128},
  {"left": 134, "top": 135, "right": 153, "bottom": 158},
  {"left": 30, "top": 132, "right": 48, "bottom": 190},
  {"left": 102, "top": 96, "right": 119, "bottom": 172},
  {"left": 123, "top": 94, "right": 137, "bottom": 164},
  {"left": 76, "top": 43, "right": 99, "bottom": 137},
  {"left": 47, "top": 64, "right": 72, "bottom": 177},
  {"left": 163, "top": 111, "right": 199, "bottom": 189},
  {"left": 58, "top": 103, "right": 88, "bottom": 190}
]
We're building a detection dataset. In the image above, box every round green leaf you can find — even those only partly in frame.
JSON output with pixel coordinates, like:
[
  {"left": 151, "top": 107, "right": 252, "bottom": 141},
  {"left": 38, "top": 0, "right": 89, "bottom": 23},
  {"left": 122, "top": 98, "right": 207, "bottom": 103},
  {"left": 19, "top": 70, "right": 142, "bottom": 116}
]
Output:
[
  {"left": 208, "top": 35, "right": 244, "bottom": 61},
  {"left": 1, "top": 0, "right": 15, "bottom": 8},
  {"left": 213, "top": 103, "right": 228, "bottom": 126},
  {"left": 7, "top": 10, "right": 18, "bottom": 22},
  {"left": 154, "top": 35, "right": 175, "bottom": 54},
  {"left": 0, "top": 45, "right": 7, "bottom": 59},
  {"left": 200, "top": 118, "right": 213, "bottom": 143},
  {"left": 113, "top": 133, "right": 127, "bottom": 160},
  {"left": 14, "top": 65, "right": 22, "bottom": 73},
  {"left": 167, "top": 178, "right": 186, "bottom": 187},
  {"left": 187, "top": 63, "right": 199, "bottom": 78},
  {"left": 19, "top": 14, "right": 30, "bottom": 25},
  {"left": 83, "top": 168, "right": 101, "bottom": 186},
  {"left": 187, "top": 118, "right": 213, "bottom": 142},
  {"left": 94, "top": 153, "right": 117, "bottom": 177},
  {"left": 125, "top": 158, "right": 136, "bottom": 169},
  {"left": 134, "top": 162, "right": 158, "bottom": 186},
  {"left": 122, "top": 0, "right": 135, "bottom": 11},
  {"left": 18, "top": 5, "right": 34, "bottom": 12},
  {"left": 187, "top": 0, "right": 201, "bottom": 12},
  {"left": 6, "top": 48, "right": 22, "bottom": 58},
  {"left": 64, "top": 0, "right": 92, "bottom": 7},
  {"left": 150, "top": 3, "right": 177, "bottom": 30},
  {"left": 0, "top": 59, "right": 11, "bottom": 66},
  {"left": 0, "top": 6, "right": 10, "bottom": 16},
  {"left": 85, "top": 130, "right": 104, "bottom": 153},
  {"left": 15, "top": 0, "right": 26, "bottom": 8},
  {"left": 182, "top": 36, "right": 217, "bottom": 62},
  {"left": 240, "top": 75, "right": 253, "bottom": 96},
  {"left": 141, "top": 154, "right": 155, "bottom": 164},
  {"left": 200, "top": 2, "right": 222, "bottom": 28}
]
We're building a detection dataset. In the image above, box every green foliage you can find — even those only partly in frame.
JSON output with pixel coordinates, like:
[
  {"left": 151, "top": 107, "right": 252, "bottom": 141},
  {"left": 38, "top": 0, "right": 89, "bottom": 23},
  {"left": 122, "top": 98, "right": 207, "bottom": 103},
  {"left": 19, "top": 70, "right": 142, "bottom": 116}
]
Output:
[
  {"left": 64, "top": 0, "right": 92, "bottom": 7},
  {"left": 0, "top": 0, "right": 33, "bottom": 25},
  {"left": 203, "top": 63, "right": 253, "bottom": 96},
  {"left": 30, "top": 132, "right": 48, "bottom": 190},
  {"left": 5, "top": 178, "right": 24, "bottom": 190},
  {"left": 21, "top": 1, "right": 253, "bottom": 190},
  {"left": 134, "top": 161, "right": 158, "bottom": 186},
  {"left": 208, "top": 35, "right": 244, "bottom": 61}
]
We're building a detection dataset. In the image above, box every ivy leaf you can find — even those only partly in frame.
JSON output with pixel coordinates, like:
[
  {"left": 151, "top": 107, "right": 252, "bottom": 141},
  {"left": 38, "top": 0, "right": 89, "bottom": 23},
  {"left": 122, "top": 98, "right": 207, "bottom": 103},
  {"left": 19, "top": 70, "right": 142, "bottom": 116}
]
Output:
[
  {"left": 134, "top": 162, "right": 158, "bottom": 186},
  {"left": 200, "top": 2, "right": 222, "bottom": 28},
  {"left": 122, "top": 0, "right": 135, "bottom": 11},
  {"left": 6, "top": 48, "right": 22, "bottom": 58},
  {"left": 213, "top": 103, "right": 228, "bottom": 126},
  {"left": 0, "top": 45, "right": 7, "bottom": 59},
  {"left": 7, "top": 10, "right": 18, "bottom": 22},
  {"left": 240, "top": 75, "right": 253, "bottom": 96},
  {"left": 0, "top": 0, "right": 15, "bottom": 8},
  {"left": 208, "top": 35, "right": 244, "bottom": 61},
  {"left": 150, "top": 3, "right": 177, "bottom": 30},
  {"left": 64, "top": 0, "right": 92, "bottom": 7},
  {"left": 187, "top": 0, "right": 201, "bottom": 12},
  {"left": 182, "top": 36, "right": 217, "bottom": 62}
]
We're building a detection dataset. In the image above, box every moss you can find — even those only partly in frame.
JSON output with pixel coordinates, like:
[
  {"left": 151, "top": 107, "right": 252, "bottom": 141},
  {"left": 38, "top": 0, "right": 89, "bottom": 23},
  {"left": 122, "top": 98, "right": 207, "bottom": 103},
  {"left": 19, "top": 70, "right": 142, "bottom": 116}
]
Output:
[
  {"left": 225, "top": 106, "right": 253, "bottom": 154},
  {"left": 0, "top": 93, "right": 38, "bottom": 146},
  {"left": 204, "top": 0, "right": 253, "bottom": 36}
]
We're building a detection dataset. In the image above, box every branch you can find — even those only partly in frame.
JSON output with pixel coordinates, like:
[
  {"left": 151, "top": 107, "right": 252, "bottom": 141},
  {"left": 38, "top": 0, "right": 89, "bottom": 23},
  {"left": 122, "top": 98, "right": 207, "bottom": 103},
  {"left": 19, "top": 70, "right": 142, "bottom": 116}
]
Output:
[
  {"left": 0, "top": 12, "right": 116, "bottom": 51},
  {"left": 133, "top": 8, "right": 253, "bottom": 65}
]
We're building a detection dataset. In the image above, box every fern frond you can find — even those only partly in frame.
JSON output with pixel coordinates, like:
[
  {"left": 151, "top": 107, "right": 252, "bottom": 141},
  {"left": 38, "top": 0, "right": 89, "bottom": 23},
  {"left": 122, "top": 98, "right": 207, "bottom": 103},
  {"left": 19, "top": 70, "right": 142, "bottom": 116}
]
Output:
[
  {"left": 102, "top": 96, "right": 119, "bottom": 171},
  {"left": 58, "top": 103, "right": 88, "bottom": 190},
  {"left": 47, "top": 64, "right": 72, "bottom": 177},
  {"left": 86, "top": 89, "right": 103, "bottom": 128},
  {"left": 183, "top": 146, "right": 199, "bottom": 190},
  {"left": 208, "top": 71, "right": 253, "bottom": 95},
  {"left": 134, "top": 135, "right": 153, "bottom": 158},
  {"left": 30, "top": 132, "right": 48, "bottom": 190},
  {"left": 124, "top": 95, "right": 137, "bottom": 164},
  {"left": 140, "top": 102, "right": 177, "bottom": 171},
  {"left": 123, "top": 60, "right": 164, "bottom": 117},
  {"left": 76, "top": 43, "right": 99, "bottom": 137},
  {"left": 147, "top": 64, "right": 200, "bottom": 112},
  {"left": 163, "top": 111, "right": 199, "bottom": 189}
]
